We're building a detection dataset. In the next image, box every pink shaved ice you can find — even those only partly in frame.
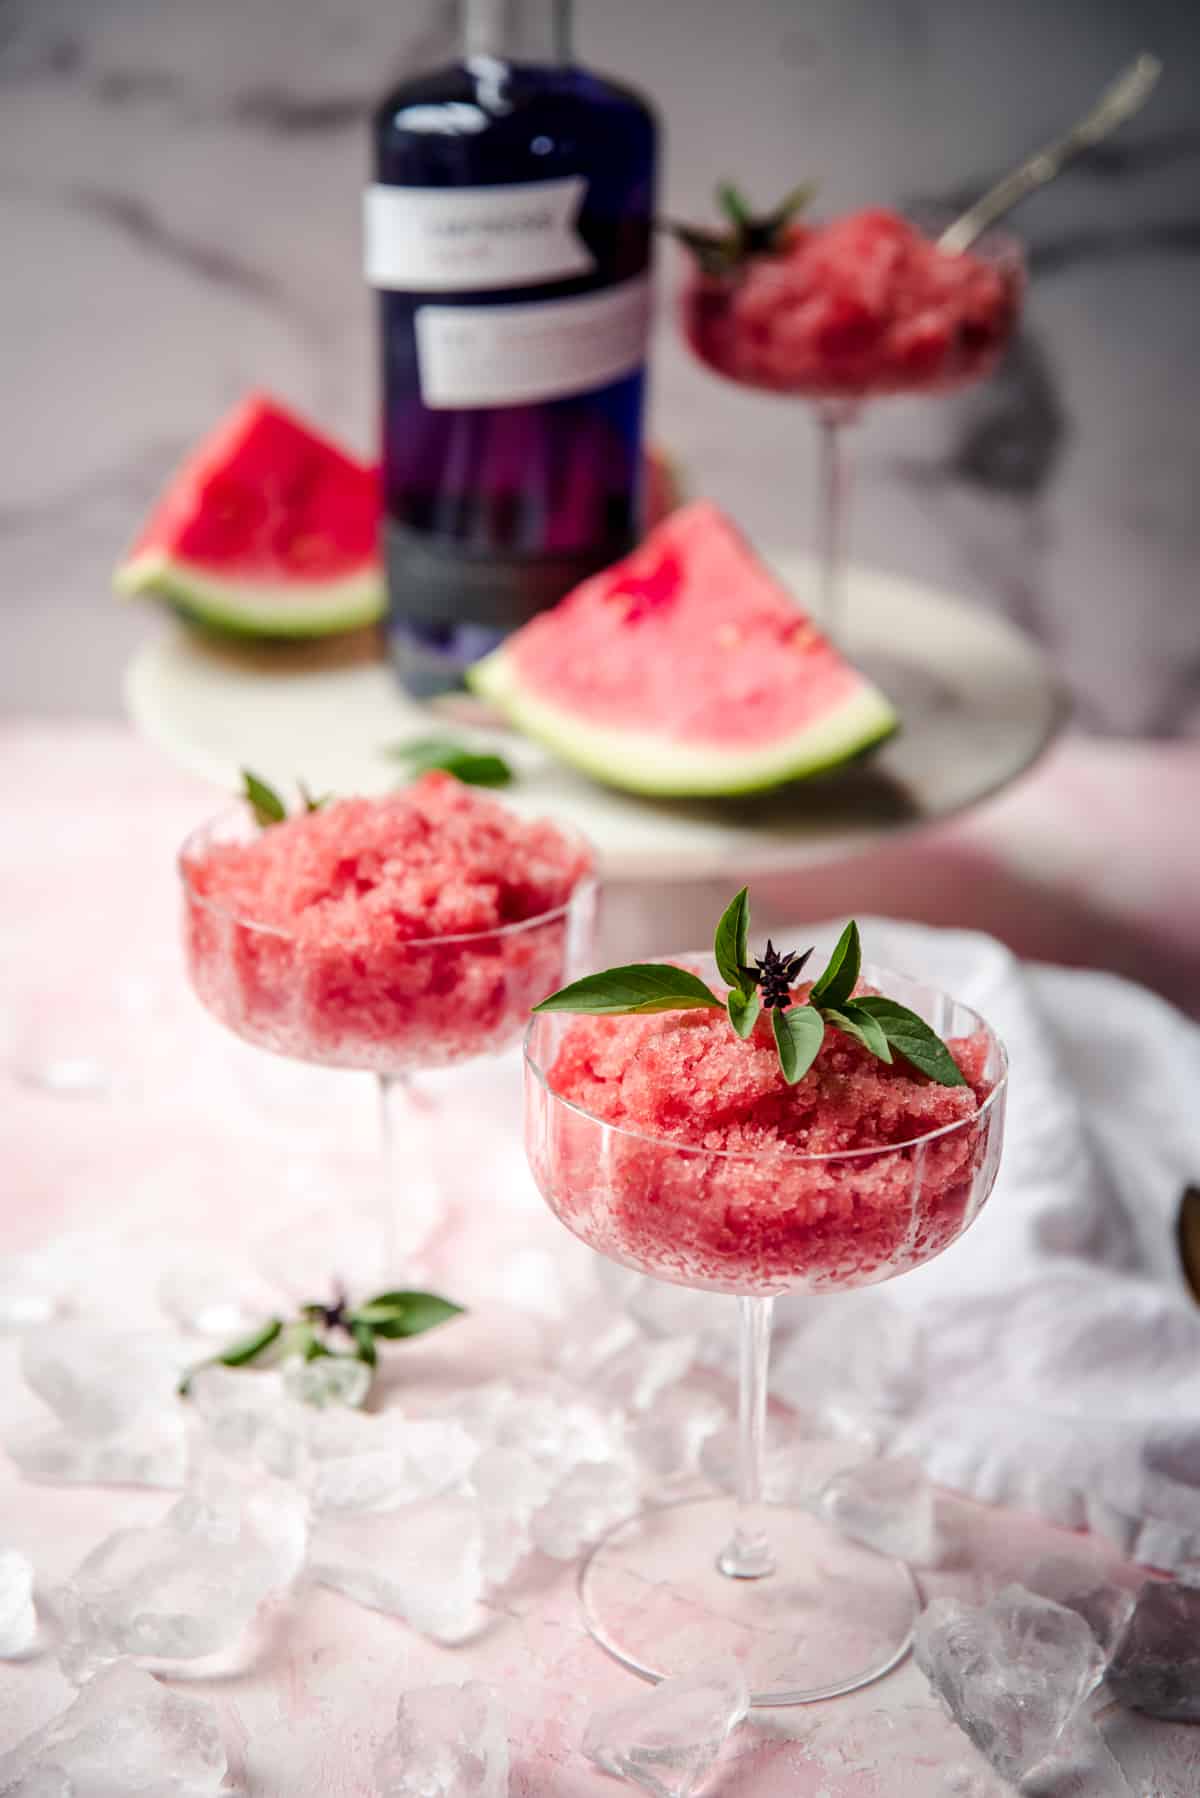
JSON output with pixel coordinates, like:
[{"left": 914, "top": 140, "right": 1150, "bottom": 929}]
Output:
[{"left": 183, "top": 773, "right": 592, "bottom": 1074}]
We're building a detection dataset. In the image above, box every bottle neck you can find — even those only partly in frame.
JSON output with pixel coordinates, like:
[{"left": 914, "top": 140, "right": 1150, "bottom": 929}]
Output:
[{"left": 463, "top": 0, "right": 572, "bottom": 63}]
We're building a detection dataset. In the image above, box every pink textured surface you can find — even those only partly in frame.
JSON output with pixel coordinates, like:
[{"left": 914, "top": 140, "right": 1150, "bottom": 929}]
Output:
[{"left": 1, "top": 719, "right": 1196, "bottom": 1794}]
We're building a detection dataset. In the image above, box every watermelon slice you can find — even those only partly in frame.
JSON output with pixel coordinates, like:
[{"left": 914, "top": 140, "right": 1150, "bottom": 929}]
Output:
[
  {"left": 468, "top": 501, "right": 897, "bottom": 797},
  {"left": 114, "top": 392, "right": 384, "bottom": 638}
]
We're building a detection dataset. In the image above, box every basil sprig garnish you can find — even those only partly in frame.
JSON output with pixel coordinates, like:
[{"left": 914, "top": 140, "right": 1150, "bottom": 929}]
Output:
[
  {"left": 241, "top": 768, "right": 329, "bottom": 828},
  {"left": 178, "top": 1284, "right": 463, "bottom": 1399},
  {"left": 534, "top": 888, "right": 966, "bottom": 1089},
  {"left": 384, "top": 736, "right": 513, "bottom": 789}
]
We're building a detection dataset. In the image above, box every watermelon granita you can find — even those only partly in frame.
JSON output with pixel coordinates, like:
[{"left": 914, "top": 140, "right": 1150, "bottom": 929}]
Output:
[
  {"left": 182, "top": 773, "right": 593, "bottom": 1075},
  {"left": 528, "top": 975, "right": 1000, "bottom": 1295},
  {"left": 681, "top": 208, "right": 1021, "bottom": 400}
]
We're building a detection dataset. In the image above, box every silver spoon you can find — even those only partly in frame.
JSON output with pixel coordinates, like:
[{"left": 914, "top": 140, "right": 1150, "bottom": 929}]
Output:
[{"left": 938, "top": 52, "right": 1163, "bottom": 254}]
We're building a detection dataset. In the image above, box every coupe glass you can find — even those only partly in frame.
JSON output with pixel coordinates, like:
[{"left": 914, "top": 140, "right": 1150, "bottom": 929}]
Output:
[
  {"left": 181, "top": 804, "right": 596, "bottom": 1276},
  {"left": 524, "top": 957, "right": 1007, "bottom": 1705},
  {"left": 679, "top": 222, "right": 1025, "bottom": 642}
]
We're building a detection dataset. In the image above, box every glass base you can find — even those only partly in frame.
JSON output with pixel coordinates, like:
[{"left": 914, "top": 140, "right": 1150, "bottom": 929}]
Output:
[{"left": 578, "top": 1495, "right": 919, "bottom": 1706}]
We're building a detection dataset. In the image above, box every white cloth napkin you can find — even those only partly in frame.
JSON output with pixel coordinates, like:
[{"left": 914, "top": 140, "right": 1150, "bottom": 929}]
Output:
[{"left": 760, "top": 919, "right": 1200, "bottom": 1569}]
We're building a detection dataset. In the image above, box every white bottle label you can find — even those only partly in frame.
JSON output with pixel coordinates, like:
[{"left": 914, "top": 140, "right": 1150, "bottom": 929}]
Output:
[
  {"left": 364, "top": 178, "right": 596, "bottom": 292},
  {"left": 413, "top": 275, "right": 651, "bottom": 409}
]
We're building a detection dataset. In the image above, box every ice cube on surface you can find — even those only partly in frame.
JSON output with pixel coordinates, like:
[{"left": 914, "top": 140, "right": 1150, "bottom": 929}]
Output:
[
  {"left": 0, "top": 1660, "right": 226, "bottom": 1796},
  {"left": 10, "top": 1420, "right": 189, "bottom": 1493},
  {"left": 1106, "top": 1579, "right": 1200, "bottom": 1721},
  {"left": 632, "top": 1388, "right": 726, "bottom": 1485},
  {"left": 20, "top": 1327, "right": 189, "bottom": 1437},
  {"left": 819, "top": 1455, "right": 937, "bottom": 1564},
  {"left": 186, "top": 1364, "right": 310, "bottom": 1481},
  {"left": 531, "top": 1460, "right": 639, "bottom": 1560},
  {"left": 914, "top": 1586, "right": 1105, "bottom": 1783},
  {"left": 0, "top": 1547, "right": 37, "bottom": 1658},
  {"left": 0, "top": 1254, "right": 61, "bottom": 1332},
  {"left": 470, "top": 1447, "right": 555, "bottom": 1588},
  {"left": 590, "top": 1335, "right": 698, "bottom": 1414},
  {"left": 54, "top": 1483, "right": 307, "bottom": 1680},
  {"left": 309, "top": 1411, "right": 477, "bottom": 1515},
  {"left": 280, "top": 1352, "right": 370, "bottom": 1410},
  {"left": 583, "top": 1659, "right": 749, "bottom": 1798},
  {"left": 374, "top": 1681, "right": 508, "bottom": 1798},
  {"left": 1025, "top": 1551, "right": 1136, "bottom": 1653},
  {"left": 310, "top": 1498, "right": 484, "bottom": 1642}
]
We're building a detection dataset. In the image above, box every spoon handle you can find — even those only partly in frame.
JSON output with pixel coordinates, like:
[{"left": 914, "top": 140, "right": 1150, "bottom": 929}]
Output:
[{"left": 938, "top": 52, "right": 1162, "bottom": 254}]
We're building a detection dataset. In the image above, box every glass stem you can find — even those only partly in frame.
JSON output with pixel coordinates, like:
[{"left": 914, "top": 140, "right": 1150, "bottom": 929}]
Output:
[
  {"left": 717, "top": 1295, "right": 776, "bottom": 1579},
  {"left": 814, "top": 401, "right": 856, "bottom": 643},
  {"left": 376, "top": 1072, "right": 440, "bottom": 1282}
]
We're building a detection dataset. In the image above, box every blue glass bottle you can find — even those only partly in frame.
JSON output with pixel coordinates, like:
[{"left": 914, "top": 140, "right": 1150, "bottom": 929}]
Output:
[{"left": 369, "top": 0, "right": 657, "bottom": 694}]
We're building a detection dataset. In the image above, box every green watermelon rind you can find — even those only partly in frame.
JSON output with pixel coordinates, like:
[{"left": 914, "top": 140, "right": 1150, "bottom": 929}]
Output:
[
  {"left": 468, "top": 647, "right": 899, "bottom": 797},
  {"left": 115, "top": 551, "right": 385, "bottom": 639}
]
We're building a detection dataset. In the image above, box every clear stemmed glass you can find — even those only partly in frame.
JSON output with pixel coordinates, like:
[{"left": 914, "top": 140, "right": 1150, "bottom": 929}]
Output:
[
  {"left": 181, "top": 804, "right": 596, "bottom": 1278},
  {"left": 524, "top": 957, "right": 1007, "bottom": 1706},
  {"left": 679, "top": 223, "right": 1025, "bottom": 643}
]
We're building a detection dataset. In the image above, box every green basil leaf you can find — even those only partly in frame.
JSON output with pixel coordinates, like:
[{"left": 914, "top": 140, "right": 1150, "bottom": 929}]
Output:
[
  {"left": 532, "top": 964, "right": 724, "bottom": 1017},
  {"left": 854, "top": 997, "right": 967, "bottom": 1087},
  {"left": 727, "top": 985, "right": 761, "bottom": 1040},
  {"left": 822, "top": 1002, "right": 893, "bottom": 1064},
  {"left": 217, "top": 1317, "right": 283, "bottom": 1368},
  {"left": 297, "top": 779, "right": 330, "bottom": 813},
  {"left": 351, "top": 1320, "right": 377, "bottom": 1367},
  {"left": 713, "top": 887, "right": 754, "bottom": 992},
  {"left": 716, "top": 180, "right": 752, "bottom": 232},
  {"left": 241, "top": 769, "right": 287, "bottom": 828},
  {"left": 385, "top": 736, "right": 513, "bottom": 789},
  {"left": 357, "top": 1291, "right": 464, "bottom": 1340},
  {"left": 809, "top": 920, "right": 861, "bottom": 1011},
  {"left": 772, "top": 1003, "right": 825, "bottom": 1085}
]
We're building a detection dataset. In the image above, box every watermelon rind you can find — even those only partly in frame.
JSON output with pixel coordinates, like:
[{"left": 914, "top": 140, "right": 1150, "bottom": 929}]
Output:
[
  {"left": 115, "top": 551, "right": 385, "bottom": 639},
  {"left": 468, "top": 646, "right": 898, "bottom": 797}
]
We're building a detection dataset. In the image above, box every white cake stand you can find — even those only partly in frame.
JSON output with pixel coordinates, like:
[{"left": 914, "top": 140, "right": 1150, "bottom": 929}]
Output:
[{"left": 125, "top": 553, "right": 1060, "bottom": 884}]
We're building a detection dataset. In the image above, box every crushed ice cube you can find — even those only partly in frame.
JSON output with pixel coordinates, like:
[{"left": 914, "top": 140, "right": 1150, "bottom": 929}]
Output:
[
  {"left": 375, "top": 1680, "right": 508, "bottom": 1798},
  {"left": 583, "top": 1659, "right": 749, "bottom": 1798},
  {"left": 186, "top": 1364, "right": 310, "bottom": 1482},
  {"left": 819, "top": 1455, "right": 937, "bottom": 1564},
  {"left": 0, "top": 1547, "right": 36, "bottom": 1658},
  {"left": 914, "top": 1586, "right": 1105, "bottom": 1783},
  {"left": 309, "top": 1410, "right": 477, "bottom": 1515},
  {"left": 590, "top": 1336, "right": 698, "bottom": 1414},
  {"left": 12, "top": 1325, "right": 192, "bottom": 1491},
  {"left": 0, "top": 1254, "right": 61, "bottom": 1332},
  {"left": 1026, "top": 1551, "right": 1136, "bottom": 1654},
  {"left": 157, "top": 1259, "right": 274, "bottom": 1340},
  {"left": 0, "top": 1660, "right": 226, "bottom": 1795},
  {"left": 531, "top": 1460, "right": 638, "bottom": 1560},
  {"left": 280, "top": 1352, "right": 371, "bottom": 1410},
  {"left": 631, "top": 1388, "right": 726, "bottom": 1486},
  {"left": 1106, "top": 1579, "right": 1200, "bottom": 1721},
  {"left": 54, "top": 1482, "right": 307, "bottom": 1680},
  {"left": 310, "top": 1497, "right": 484, "bottom": 1643},
  {"left": 470, "top": 1446, "right": 555, "bottom": 1588}
]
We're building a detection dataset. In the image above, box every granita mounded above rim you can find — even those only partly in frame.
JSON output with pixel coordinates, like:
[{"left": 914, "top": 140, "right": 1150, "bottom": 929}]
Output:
[
  {"left": 547, "top": 980, "right": 990, "bottom": 1158},
  {"left": 184, "top": 770, "right": 591, "bottom": 941},
  {"left": 181, "top": 773, "right": 593, "bottom": 1075}
]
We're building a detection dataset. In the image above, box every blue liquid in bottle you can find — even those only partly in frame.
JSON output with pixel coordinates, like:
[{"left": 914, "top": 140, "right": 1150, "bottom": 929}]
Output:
[{"left": 369, "top": 0, "right": 657, "bottom": 694}]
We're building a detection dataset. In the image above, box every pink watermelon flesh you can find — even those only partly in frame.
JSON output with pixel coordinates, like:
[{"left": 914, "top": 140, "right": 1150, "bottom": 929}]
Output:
[
  {"left": 114, "top": 391, "right": 384, "bottom": 638},
  {"left": 468, "top": 500, "right": 897, "bottom": 797}
]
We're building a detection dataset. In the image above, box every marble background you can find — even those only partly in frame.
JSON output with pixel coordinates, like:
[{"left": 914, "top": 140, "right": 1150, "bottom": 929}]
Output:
[{"left": 1, "top": 0, "right": 1197, "bottom": 733}]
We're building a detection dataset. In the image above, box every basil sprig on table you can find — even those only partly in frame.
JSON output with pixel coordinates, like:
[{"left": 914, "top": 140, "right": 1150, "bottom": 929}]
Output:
[
  {"left": 533, "top": 888, "right": 966, "bottom": 1089},
  {"left": 178, "top": 1286, "right": 463, "bottom": 1399},
  {"left": 241, "top": 768, "right": 329, "bottom": 828},
  {"left": 384, "top": 736, "right": 514, "bottom": 789}
]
